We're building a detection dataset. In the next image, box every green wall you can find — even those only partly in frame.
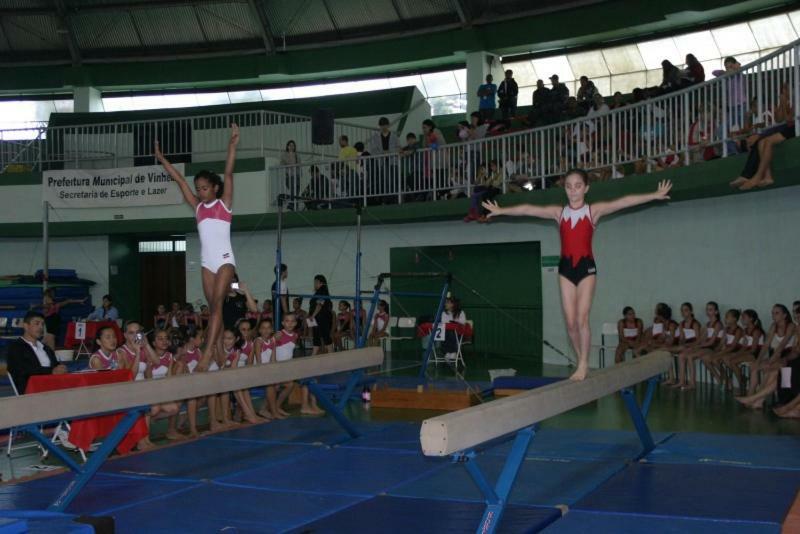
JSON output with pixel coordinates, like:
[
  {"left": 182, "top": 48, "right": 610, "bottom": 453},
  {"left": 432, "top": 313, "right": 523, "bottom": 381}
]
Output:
[{"left": 108, "top": 235, "right": 141, "bottom": 323}]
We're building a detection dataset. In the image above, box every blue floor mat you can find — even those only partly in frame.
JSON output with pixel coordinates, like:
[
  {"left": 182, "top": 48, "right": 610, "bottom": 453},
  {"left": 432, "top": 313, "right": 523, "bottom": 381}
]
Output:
[
  {"left": 388, "top": 456, "right": 625, "bottom": 507},
  {"left": 100, "top": 437, "right": 317, "bottom": 480},
  {"left": 574, "top": 463, "right": 800, "bottom": 525},
  {"left": 486, "top": 428, "right": 673, "bottom": 462},
  {"left": 0, "top": 515, "right": 93, "bottom": 534},
  {"left": 108, "top": 482, "right": 363, "bottom": 534},
  {"left": 544, "top": 511, "right": 780, "bottom": 533},
  {"left": 289, "top": 495, "right": 562, "bottom": 534},
  {"left": 0, "top": 473, "right": 197, "bottom": 516},
  {"left": 337, "top": 422, "right": 422, "bottom": 452},
  {"left": 218, "top": 447, "right": 447, "bottom": 497},
  {"left": 211, "top": 417, "right": 392, "bottom": 445},
  {"left": 646, "top": 433, "right": 800, "bottom": 471}
]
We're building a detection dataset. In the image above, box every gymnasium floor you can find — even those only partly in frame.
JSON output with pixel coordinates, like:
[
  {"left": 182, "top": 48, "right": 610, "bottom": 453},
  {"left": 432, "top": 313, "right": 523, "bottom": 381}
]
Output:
[{"left": 1, "top": 355, "right": 799, "bottom": 533}]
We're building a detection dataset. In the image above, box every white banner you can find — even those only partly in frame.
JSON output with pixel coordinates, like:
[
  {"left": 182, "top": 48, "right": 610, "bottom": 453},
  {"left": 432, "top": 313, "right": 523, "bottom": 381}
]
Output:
[{"left": 43, "top": 164, "right": 185, "bottom": 208}]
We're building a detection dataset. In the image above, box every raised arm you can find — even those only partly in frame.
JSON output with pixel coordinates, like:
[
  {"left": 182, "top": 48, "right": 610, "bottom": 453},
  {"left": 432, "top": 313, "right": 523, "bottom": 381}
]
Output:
[
  {"left": 155, "top": 140, "right": 198, "bottom": 209},
  {"left": 221, "top": 123, "right": 240, "bottom": 209},
  {"left": 482, "top": 200, "right": 561, "bottom": 222},
  {"left": 591, "top": 180, "right": 671, "bottom": 223}
]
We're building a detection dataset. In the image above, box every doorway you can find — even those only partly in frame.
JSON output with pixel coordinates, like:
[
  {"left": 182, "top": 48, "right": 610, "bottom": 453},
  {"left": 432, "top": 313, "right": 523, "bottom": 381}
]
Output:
[{"left": 139, "top": 239, "right": 186, "bottom": 329}]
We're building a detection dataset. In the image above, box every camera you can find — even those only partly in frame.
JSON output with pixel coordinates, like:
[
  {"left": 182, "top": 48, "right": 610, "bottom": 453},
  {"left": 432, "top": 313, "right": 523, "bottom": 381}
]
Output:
[{"left": 134, "top": 332, "right": 144, "bottom": 343}]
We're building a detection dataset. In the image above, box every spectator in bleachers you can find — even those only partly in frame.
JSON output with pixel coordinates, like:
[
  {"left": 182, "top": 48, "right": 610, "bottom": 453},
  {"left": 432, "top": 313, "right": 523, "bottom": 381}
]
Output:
[
  {"left": 338, "top": 135, "right": 357, "bottom": 160},
  {"left": 400, "top": 132, "right": 421, "bottom": 200},
  {"left": 609, "top": 91, "right": 626, "bottom": 110},
  {"left": 683, "top": 54, "right": 705, "bottom": 85},
  {"left": 464, "top": 161, "right": 502, "bottom": 223},
  {"left": 530, "top": 79, "right": 551, "bottom": 125},
  {"left": 497, "top": 70, "right": 519, "bottom": 120},
  {"left": 422, "top": 119, "right": 447, "bottom": 197},
  {"left": 660, "top": 60, "right": 683, "bottom": 92},
  {"left": 368, "top": 117, "right": 399, "bottom": 202},
  {"left": 477, "top": 74, "right": 497, "bottom": 121},
  {"left": 549, "top": 74, "right": 570, "bottom": 120},
  {"left": 576, "top": 76, "right": 599, "bottom": 111},
  {"left": 279, "top": 140, "right": 301, "bottom": 210},
  {"left": 563, "top": 96, "right": 584, "bottom": 120},
  {"left": 87, "top": 294, "right": 119, "bottom": 322},
  {"left": 303, "top": 165, "right": 331, "bottom": 209},
  {"left": 713, "top": 56, "right": 747, "bottom": 128}
]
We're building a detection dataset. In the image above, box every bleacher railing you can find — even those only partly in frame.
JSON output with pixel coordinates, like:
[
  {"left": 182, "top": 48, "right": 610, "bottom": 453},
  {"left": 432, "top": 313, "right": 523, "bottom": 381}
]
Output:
[
  {"left": 0, "top": 109, "right": 376, "bottom": 173},
  {"left": 271, "top": 39, "right": 800, "bottom": 208}
]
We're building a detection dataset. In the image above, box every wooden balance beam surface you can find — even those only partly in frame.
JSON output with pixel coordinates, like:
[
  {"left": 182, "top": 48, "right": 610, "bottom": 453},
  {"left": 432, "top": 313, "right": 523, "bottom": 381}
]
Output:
[
  {"left": 0, "top": 347, "right": 384, "bottom": 430},
  {"left": 420, "top": 352, "right": 671, "bottom": 457}
]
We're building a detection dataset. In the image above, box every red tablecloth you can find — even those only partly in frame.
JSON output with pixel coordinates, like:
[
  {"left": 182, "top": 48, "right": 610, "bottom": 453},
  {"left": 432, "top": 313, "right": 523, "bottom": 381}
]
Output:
[
  {"left": 26, "top": 369, "right": 147, "bottom": 455},
  {"left": 63, "top": 321, "right": 124, "bottom": 349},
  {"left": 417, "top": 322, "right": 473, "bottom": 338}
]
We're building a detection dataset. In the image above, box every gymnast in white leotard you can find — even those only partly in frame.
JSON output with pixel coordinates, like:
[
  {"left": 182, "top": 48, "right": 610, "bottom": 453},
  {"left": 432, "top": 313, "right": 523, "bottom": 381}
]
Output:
[{"left": 156, "top": 123, "right": 240, "bottom": 372}]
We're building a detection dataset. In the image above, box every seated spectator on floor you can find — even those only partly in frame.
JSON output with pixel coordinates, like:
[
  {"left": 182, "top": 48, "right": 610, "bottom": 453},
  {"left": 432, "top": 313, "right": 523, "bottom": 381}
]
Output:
[
  {"left": 634, "top": 303, "right": 677, "bottom": 357},
  {"left": 576, "top": 76, "right": 599, "bottom": 111},
  {"left": 89, "top": 325, "right": 120, "bottom": 370},
  {"left": 87, "top": 294, "right": 119, "bottom": 321},
  {"left": 7, "top": 311, "right": 67, "bottom": 393},
  {"left": 616, "top": 306, "right": 644, "bottom": 364},
  {"left": 683, "top": 53, "right": 705, "bottom": 85}
]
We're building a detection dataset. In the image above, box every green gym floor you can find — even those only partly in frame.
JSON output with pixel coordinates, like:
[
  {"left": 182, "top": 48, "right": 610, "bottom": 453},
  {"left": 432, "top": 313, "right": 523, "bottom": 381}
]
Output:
[{"left": 2, "top": 352, "right": 797, "bottom": 483}]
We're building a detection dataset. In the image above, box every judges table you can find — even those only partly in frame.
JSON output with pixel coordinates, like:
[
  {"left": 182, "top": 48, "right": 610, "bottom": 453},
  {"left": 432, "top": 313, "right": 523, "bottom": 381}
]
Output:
[
  {"left": 26, "top": 370, "right": 147, "bottom": 455},
  {"left": 63, "top": 321, "right": 124, "bottom": 350},
  {"left": 417, "top": 321, "right": 473, "bottom": 338}
]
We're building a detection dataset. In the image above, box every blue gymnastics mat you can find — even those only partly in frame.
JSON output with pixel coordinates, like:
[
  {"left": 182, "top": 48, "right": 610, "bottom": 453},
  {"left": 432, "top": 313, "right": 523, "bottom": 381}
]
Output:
[
  {"left": 288, "top": 495, "right": 562, "bottom": 534},
  {"left": 0, "top": 473, "right": 197, "bottom": 516},
  {"left": 388, "top": 456, "right": 625, "bottom": 507},
  {"left": 543, "top": 511, "right": 780, "bottom": 533},
  {"left": 100, "top": 436, "right": 317, "bottom": 480},
  {"left": 337, "top": 422, "right": 422, "bottom": 452},
  {"left": 0, "top": 515, "right": 93, "bottom": 534},
  {"left": 107, "top": 482, "right": 363, "bottom": 533},
  {"left": 574, "top": 463, "right": 800, "bottom": 525},
  {"left": 218, "top": 446, "right": 447, "bottom": 497},
  {"left": 645, "top": 432, "right": 800, "bottom": 471},
  {"left": 211, "top": 417, "right": 393, "bottom": 445},
  {"left": 486, "top": 428, "right": 673, "bottom": 462}
]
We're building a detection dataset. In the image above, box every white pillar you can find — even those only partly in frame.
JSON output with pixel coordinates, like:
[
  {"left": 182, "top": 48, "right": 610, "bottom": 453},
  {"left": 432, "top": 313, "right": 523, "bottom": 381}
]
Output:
[
  {"left": 466, "top": 51, "right": 504, "bottom": 116},
  {"left": 73, "top": 86, "right": 104, "bottom": 113}
]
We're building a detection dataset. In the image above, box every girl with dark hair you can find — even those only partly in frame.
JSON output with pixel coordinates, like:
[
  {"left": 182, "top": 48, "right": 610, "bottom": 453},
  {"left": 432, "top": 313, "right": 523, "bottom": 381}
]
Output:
[
  {"left": 635, "top": 303, "right": 677, "bottom": 357},
  {"left": 280, "top": 140, "right": 301, "bottom": 209},
  {"left": 684, "top": 54, "right": 705, "bottom": 84},
  {"left": 737, "top": 304, "right": 797, "bottom": 408},
  {"left": 441, "top": 297, "right": 467, "bottom": 362},
  {"left": 724, "top": 309, "right": 765, "bottom": 392},
  {"left": 698, "top": 309, "right": 743, "bottom": 386},
  {"left": 674, "top": 301, "right": 723, "bottom": 390},
  {"left": 615, "top": 306, "right": 643, "bottom": 364},
  {"left": 89, "top": 326, "right": 120, "bottom": 370},
  {"left": 483, "top": 169, "right": 671, "bottom": 380},
  {"left": 369, "top": 300, "right": 391, "bottom": 345},
  {"left": 333, "top": 301, "right": 354, "bottom": 351},
  {"left": 660, "top": 60, "right": 682, "bottom": 91},
  {"left": 663, "top": 303, "right": 701, "bottom": 385},
  {"left": 156, "top": 123, "right": 239, "bottom": 375},
  {"left": 309, "top": 275, "right": 334, "bottom": 354},
  {"left": 422, "top": 119, "right": 446, "bottom": 197}
]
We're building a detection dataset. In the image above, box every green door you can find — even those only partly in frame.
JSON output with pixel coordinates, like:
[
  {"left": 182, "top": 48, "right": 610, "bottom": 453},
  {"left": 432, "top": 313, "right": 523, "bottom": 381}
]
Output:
[{"left": 388, "top": 241, "right": 542, "bottom": 361}]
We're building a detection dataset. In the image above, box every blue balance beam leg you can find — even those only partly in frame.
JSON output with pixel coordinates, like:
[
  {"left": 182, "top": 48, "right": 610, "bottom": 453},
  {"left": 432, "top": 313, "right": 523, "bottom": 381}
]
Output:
[
  {"left": 305, "top": 380, "right": 360, "bottom": 439},
  {"left": 453, "top": 425, "right": 536, "bottom": 534},
  {"left": 335, "top": 370, "right": 364, "bottom": 411},
  {"left": 620, "top": 377, "right": 659, "bottom": 458},
  {"left": 45, "top": 408, "right": 147, "bottom": 512}
]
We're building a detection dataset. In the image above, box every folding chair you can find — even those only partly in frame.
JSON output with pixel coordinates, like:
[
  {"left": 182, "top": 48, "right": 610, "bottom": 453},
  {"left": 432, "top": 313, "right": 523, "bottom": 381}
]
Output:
[
  {"left": 380, "top": 317, "right": 417, "bottom": 354},
  {"left": 451, "top": 320, "right": 473, "bottom": 369},
  {"left": 597, "top": 322, "right": 620, "bottom": 368}
]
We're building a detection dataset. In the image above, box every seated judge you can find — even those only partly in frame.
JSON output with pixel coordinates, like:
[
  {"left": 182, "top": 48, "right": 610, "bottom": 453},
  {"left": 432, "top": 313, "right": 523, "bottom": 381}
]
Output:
[
  {"left": 87, "top": 294, "right": 119, "bottom": 322},
  {"left": 7, "top": 311, "right": 67, "bottom": 393}
]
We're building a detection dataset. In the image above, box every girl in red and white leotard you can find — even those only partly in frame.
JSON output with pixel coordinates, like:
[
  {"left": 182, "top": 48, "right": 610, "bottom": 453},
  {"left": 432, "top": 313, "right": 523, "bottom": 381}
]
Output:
[
  {"left": 89, "top": 326, "right": 120, "bottom": 370},
  {"left": 615, "top": 306, "right": 643, "bottom": 364},
  {"left": 725, "top": 309, "right": 765, "bottom": 392},
  {"left": 268, "top": 314, "right": 301, "bottom": 418},
  {"left": 484, "top": 170, "right": 671, "bottom": 380},
  {"left": 222, "top": 327, "right": 263, "bottom": 425},
  {"left": 635, "top": 303, "right": 678, "bottom": 358},
  {"left": 176, "top": 328, "right": 205, "bottom": 438},
  {"left": 156, "top": 123, "right": 239, "bottom": 374},
  {"left": 662, "top": 303, "right": 701, "bottom": 385},
  {"left": 699, "top": 309, "right": 744, "bottom": 387},
  {"left": 674, "top": 301, "right": 723, "bottom": 390},
  {"left": 144, "top": 329, "right": 181, "bottom": 440}
]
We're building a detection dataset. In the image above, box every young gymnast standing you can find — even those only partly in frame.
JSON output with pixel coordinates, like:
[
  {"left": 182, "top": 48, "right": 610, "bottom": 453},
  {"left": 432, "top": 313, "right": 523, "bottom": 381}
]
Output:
[
  {"left": 483, "top": 170, "right": 671, "bottom": 380},
  {"left": 156, "top": 124, "right": 239, "bottom": 370}
]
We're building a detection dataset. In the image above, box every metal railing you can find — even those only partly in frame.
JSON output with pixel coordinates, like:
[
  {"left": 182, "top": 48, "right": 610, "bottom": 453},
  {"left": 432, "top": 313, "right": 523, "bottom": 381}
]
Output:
[
  {"left": 0, "top": 109, "right": 377, "bottom": 173},
  {"left": 271, "top": 39, "right": 800, "bottom": 208}
]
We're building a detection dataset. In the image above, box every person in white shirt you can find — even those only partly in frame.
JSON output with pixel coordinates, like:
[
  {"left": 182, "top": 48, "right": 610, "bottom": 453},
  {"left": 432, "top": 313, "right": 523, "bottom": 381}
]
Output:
[{"left": 441, "top": 297, "right": 467, "bottom": 362}]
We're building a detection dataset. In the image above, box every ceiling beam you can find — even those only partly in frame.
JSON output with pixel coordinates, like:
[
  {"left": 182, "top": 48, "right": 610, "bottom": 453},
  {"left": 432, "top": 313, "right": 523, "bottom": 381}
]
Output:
[
  {"left": 450, "top": 0, "right": 472, "bottom": 27},
  {"left": 389, "top": 0, "right": 407, "bottom": 27},
  {"left": 246, "top": 0, "right": 275, "bottom": 54},
  {"left": 53, "top": 0, "right": 81, "bottom": 66},
  {"left": 0, "top": 0, "right": 245, "bottom": 17},
  {"left": 319, "top": 0, "right": 341, "bottom": 38}
]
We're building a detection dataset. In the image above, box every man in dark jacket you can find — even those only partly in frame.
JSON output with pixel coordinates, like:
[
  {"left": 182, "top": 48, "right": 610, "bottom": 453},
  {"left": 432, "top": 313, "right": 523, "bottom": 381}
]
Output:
[
  {"left": 7, "top": 311, "right": 67, "bottom": 393},
  {"left": 497, "top": 69, "right": 519, "bottom": 120}
]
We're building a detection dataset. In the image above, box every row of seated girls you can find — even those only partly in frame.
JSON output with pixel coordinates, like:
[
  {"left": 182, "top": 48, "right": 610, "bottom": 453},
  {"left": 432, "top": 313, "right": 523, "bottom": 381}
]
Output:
[
  {"left": 614, "top": 301, "right": 800, "bottom": 417},
  {"left": 87, "top": 312, "right": 325, "bottom": 448}
]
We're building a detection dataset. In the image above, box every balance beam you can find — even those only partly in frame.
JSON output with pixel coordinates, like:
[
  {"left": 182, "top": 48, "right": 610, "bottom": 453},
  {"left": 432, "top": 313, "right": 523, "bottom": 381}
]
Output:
[
  {"left": 420, "top": 351, "right": 671, "bottom": 456},
  {"left": 0, "top": 347, "right": 383, "bottom": 430}
]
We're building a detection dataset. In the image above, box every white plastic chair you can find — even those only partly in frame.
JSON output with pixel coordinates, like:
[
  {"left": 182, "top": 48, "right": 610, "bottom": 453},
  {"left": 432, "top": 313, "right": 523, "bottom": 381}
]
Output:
[
  {"left": 380, "top": 316, "right": 416, "bottom": 354},
  {"left": 597, "top": 322, "right": 620, "bottom": 368}
]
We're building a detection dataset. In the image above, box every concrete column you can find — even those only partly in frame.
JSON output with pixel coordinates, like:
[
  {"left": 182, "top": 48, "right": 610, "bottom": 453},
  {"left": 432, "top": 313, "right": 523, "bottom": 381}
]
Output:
[
  {"left": 73, "top": 86, "right": 104, "bottom": 113},
  {"left": 466, "top": 51, "right": 504, "bottom": 116}
]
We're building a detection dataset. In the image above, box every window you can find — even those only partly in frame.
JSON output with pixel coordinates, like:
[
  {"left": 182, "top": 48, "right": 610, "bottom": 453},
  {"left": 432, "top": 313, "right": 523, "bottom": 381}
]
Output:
[{"left": 138, "top": 240, "right": 186, "bottom": 253}]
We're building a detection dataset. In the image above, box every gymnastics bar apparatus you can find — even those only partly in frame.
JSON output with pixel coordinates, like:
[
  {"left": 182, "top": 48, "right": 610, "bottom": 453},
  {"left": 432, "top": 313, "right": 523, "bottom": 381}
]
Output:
[
  {"left": 419, "top": 351, "right": 672, "bottom": 534},
  {"left": 273, "top": 195, "right": 452, "bottom": 401},
  {"left": 0, "top": 347, "right": 384, "bottom": 512}
]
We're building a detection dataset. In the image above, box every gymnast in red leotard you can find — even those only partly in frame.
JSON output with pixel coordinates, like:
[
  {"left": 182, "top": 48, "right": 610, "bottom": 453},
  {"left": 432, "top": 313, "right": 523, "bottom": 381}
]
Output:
[{"left": 483, "top": 169, "right": 671, "bottom": 380}]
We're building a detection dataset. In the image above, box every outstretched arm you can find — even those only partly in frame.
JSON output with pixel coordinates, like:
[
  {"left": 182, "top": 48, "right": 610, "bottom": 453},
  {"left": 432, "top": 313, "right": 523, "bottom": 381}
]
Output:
[
  {"left": 482, "top": 200, "right": 561, "bottom": 222},
  {"left": 222, "top": 123, "right": 240, "bottom": 209},
  {"left": 155, "top": 140, "right": 198, "bottom": 209},
  {"left": 591, "top": 180, "right": 671, "bottom": 223}
]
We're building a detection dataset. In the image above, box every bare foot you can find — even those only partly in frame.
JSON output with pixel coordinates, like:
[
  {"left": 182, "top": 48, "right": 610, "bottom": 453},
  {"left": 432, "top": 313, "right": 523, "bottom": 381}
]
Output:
[
  {"left": 272, "top": 411, "right": 287, "bottom": 420},
  {"left": 278, "top": 408, "right": 290, "bottom": 417},
  {"left": 165, "top": 431, "right": 186, "bottom": 441},
  {"left": 739, "top": 179, "right": 759, "bottom": 190},
  {"left": 311, "top": 406, "right": 326, "bottom": 415},
  {"left": 681, "top": 384, "right": 695, "bottom": 391},
  {"left": 209, "top": 422, "right": 224, "bottom": 432},
  {"left": 729, "top": 177, "right": 747, "bottom": 188},
  {"left": 669, "top": 382, "right": 683, "bottom": 389},
  {"left": 186, "top": 430, "right": 200, "bottom": 439},
  {"left": 662, "top": 379, "right": 676, "bottom": 386},
  {"left": 301, "top": 407, "right": 323, "bottom": 415},
  {"left": 136, "top": 438, "right": 155, "bottom": 451},
  {"left": 569, "top": 365, "right": 588, "bottom": 381},
  {"left": 756, "top": 177, "right": 774, "bottom": 188},
  {"left": 749, "top": 400, "right": 764, "bottom": 410},
  {"left": 257, "top": 409, "right": 273, "bottom": 419}
]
